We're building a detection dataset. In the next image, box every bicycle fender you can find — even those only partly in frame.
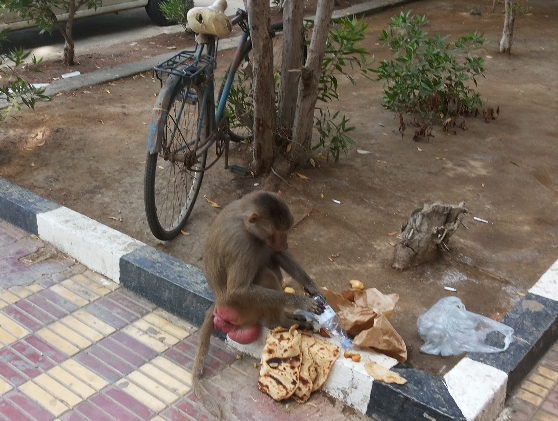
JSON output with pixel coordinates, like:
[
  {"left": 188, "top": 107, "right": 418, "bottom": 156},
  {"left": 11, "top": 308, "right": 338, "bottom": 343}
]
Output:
[{"left": 147, "top": 75, "right": 182, "bottom": 154}]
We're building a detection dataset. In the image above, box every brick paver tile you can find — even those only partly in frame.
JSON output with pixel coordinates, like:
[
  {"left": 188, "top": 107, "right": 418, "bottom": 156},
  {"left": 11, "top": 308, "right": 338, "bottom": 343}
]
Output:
[
  {"left": 518, "top": 388, "right": 545, "bottom": 406},
  {"left": 8, "top": 286, "right": 33, "bottom": 300},
  {"left": 104, "top": 385, "right": 155, "bottom": 420},
  {"left": 132, "top": 319, "right": 180, "bottom": 347},
  {"left": 61, "top": 359, "right": 108, "bottom": 391},
  {"left": 163, "top": 349, "right": 194, "bottom": 371},
  {"left": 49, "top": 322, "right": 92, "bottom": 349},
  {"left": 37, "top": 328, "right": 80, "bottom": 356},
  {"left": 0, "top": 358, "right": 27, "bottom": 386},
  {"left": 74, "top": 401, "right": 112, "bottom": 421},
  {"left": 60, "top": 279, "right": 100, "bottom": 302},
  {"left": 0, "top": 399, "right": 33, "bottom": 420},
  {"left": 72, "top": 309, "right": 115, "bottom": 337},
  {"left": 88, "top": 344, "right": 136, "bottom": 375},
  {"left": 139, "top": 363, "right": 192, "bottom": 393},
  {"left": 49, "top": 285, "right": 88, "bottom": 308},
  {"left": 96, "top": 298, "right": 138, "bottom": 324},
  {"left": 24, "top": 335, "right": 67, "bottom": 364},
  {"left": 535, "top": 410, "right": 558, "bottom": 421},
  {"left": 150, "top": 356, "right": 193, "bottom": 385},
  {"left": 0, "top": 291, "right": 20, "bottom": 305},
  {"left": 540, "top": 367, "right": 558, "bottom": 382},
  {"left": 118, "top": 289, "right": 158, "bottom": 312},
  {"left": 0, "top": 327, "right": 16, "bottom": 346},
  {"left": 60, "top": 315, "right": 104, "bottom": 342},
  {"left": 37, "top": 289, "right": 79, "bottom": 314},
  {"left": 0, "top": 375, "right": 13, "bottom": 394},
  {"left": 46, "top": 366, "right": 96, "bottom": 399},
  {"left": 2, "top": 307, "right": 42, "bottom": 331},
  {"left": 82, "top": 270, "right": 119, "bottom": 292},
  {"left": 149, "top": 416, "right": 166, "bottom": 421},
  {"left": 34, "top": 373, "right": 83, "bottom": 408},
  {"left": 116, "top": 379, "right": 166, "bottom": 412},
  {"left": 121, "top": 325, "right": 168, "bottom": 353},
  {"left": 0, "top": 348, "right": 42, "bottom": 380},
  {"left": 174, "top": 393, "right": 219, "bottom": 421},
  {"left": 143, "top": 313, "right": 190, "bottom": 340},
  {"left": 20, "top": 381, "right": 69, "bottom": 416},
  {"left": 89, "top": 393, "right": 143, "bottom": 421},
  {"left": 525, "top": 380, "right": 551, "bottom": 398},
  {"left": 27, "top": 294, "right": 69, "bottom": 319},
  {"left": 85, "top": 302, "right": 130, "bottom": 330},
  {"left": 6, "top": 389, "right": 55, "bottom": 421},
  {"left": 110, "top": 331, "right": 158, "bottom": 361},
  {"left": 12, "top": 341, "right": 56, "bottom": 372},
  {"left": 0, "top": 313, "right": 29, "bottom": 339},
  {"left": 74, "top": 352, "right": 122, "bottom": 383},
  {"left": 99, "top": 337, "right": 146, "bottom": 367},
  {"left": 127, "top": 370, "right": 180, "bottom": 404},
  {"left": 532, "top": 374, "right": 557, "bottom": 390},
  {"left": 59, "top": 410, "right": 88, "bottom": 421},
  {"left": 16, "top": 299, "right": 56, "bottom": 324},
  {"left": 106, "top": 292, "right": 152, "bottom": 318},
  {"left": 159, "top": 407, "right": 191, "bottom": 421},
  {"left": 71, "top": 274, "right": 112, "bottom": 297},
  {"left": 26, "top": 284, "right": 44, "bottom": 294},
  {"left": 543, "top": 399, "right": 558, "bottom": 416}
]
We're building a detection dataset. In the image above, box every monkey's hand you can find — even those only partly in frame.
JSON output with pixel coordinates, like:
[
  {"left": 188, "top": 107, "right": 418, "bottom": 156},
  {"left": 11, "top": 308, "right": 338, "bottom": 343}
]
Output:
[{"left": 300, "top": 295, "right": 325, "bottom": 315}]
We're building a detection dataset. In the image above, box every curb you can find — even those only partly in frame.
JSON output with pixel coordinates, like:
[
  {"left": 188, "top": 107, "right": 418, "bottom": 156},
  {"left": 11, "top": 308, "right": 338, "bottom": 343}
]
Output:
[{"left": 3, "top": 0, "right": 558, "bottom": 419}]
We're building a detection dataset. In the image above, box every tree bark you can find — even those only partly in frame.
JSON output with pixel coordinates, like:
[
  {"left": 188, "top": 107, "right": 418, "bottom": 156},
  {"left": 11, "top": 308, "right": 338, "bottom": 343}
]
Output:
[
  {"left": 247, "top": 0, "right": 275, "bottom": 173},
  {"left": 499, "top": 0, "right": 515, "bottom": 53},
  {"left": 291, "top": 0, "right": 334, "bottom": 167},
  {"left": 277, "top": 0, "right": 304, "bottom": 132}
]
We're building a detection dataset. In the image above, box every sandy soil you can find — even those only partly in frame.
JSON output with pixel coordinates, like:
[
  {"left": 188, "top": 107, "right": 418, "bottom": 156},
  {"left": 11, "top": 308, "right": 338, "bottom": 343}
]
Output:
[{"left": 1, "top": 0, "right": 557, "bottom": 377}]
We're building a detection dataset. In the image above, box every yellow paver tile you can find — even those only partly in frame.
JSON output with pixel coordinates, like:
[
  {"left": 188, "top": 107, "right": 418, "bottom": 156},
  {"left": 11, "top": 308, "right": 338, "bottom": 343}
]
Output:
[
  {"left": 47, "top": 366, "right": 96, "bottom": 399},
  {"left": 0, "top": 290, "right": 20, "bottom": 305},
  {"left": 61, "top": 359, "right": 108, "bottom": 391},
  {"left": 539, "top": 366, "right": 558, "bottom": 382},
  {"left": 531, "top": 373, "right": 556, "bottom": 389},
  {"left": 0, "top": 313, "right": 30, "bottom": 338},
  {"left": 71, "top": 274, "right": 111, "bottom": 296},
  {"left": 132, "top": 319, "right": 180, "bottom": 347},
  {"left": 524, "top": 380, "right": 550, "bottom": 398},
  {"left": 61, "top": 315, "right": 104, "bottom": 342},
  {"left": 60, "top": 279, "right": 100, "bottom": 302},
  {"left": 153, "top": 308, "right": 196, "bottom": 332},
  {"left": 150, "top": 356, "right": 193, "bottom": 385},
  {"left": 0, "top": 327, "right": 17, "bottom": 345},
  {"left": 83, "top": 269, "right": 120, "bottom": 291},
  {"left": 34, "top": 373, "right": 82, "bottom": 408},
  {"left": 149, "top": 417, "right": 166, "bottom": 421},
  {"left": 26, "top": 284, "right": 44, "bottom": 294},
  {"left": 72, "top": 310, "right": 115, "bottom": 336},
  {"left": 534, "top": 410, "right": 558, "bottom": 421},
  {"left": 127, "top": 371, "right": 179, "bottom": 403},
  {"left": 0, "top": 377, "right": 13, "bottom": 395},
  {"left": 139, "top": 363, "right": 192, "bottom": 394},
  {"left": 50, "top": 284, "right": 89, "bottom": 307},
  {"left": 143, "top": 313, "right": 190, "bottom": 340},
  {"left": 0, "top": 301, "right": 7, "bottom": 310},
  {"left": 122, "top": 325, "right": 168, "bottom": 353},
  {"left": 20, "top": 381, "right": 69, "bottom": 416},
  {"left": 8, "top": 286, "right": 32, "bottom": 299},
  {"left": 117, "top": 379, "right": 166, "bottom": 412},
  {"left": 37, "top": 328, "right": 79, "bottom": 356},
  {"left": 49, "top": 322, "right": 91, "bottom": 349},
  {"left": 517, "top": 388, "right": 544, "bottom": 406}
]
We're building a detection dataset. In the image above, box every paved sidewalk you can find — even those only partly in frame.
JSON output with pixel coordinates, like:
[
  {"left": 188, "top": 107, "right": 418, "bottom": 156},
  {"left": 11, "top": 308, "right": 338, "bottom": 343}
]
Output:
[{"left": 0, "top": 219, "right": 366, "bottom": 421}]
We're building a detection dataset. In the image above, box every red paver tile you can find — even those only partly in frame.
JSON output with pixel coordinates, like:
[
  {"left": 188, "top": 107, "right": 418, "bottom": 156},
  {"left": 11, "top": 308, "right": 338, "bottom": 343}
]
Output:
[
  {"left": 27, "top": 294, "right": 69, "bottom": 319},
  {"left": 0, "top": 358, "right": 26, "bottom": 386},
  {"left": 114, "top": 289, "right": 157, "bottom": 311},
  {"left": 103, "top": 386, "right": 155, "bottom": 420},
  {"left": 160, "top": 407, "right": 192, "bottom": 421},
  {"left": 174, "top": 395, "right": 214, "bottom": 421},
  {"left": 74, "top": 352, "right": 122, "bottom": 383},
  {"left": 0, "top": 349, "right": 41, "bottom": 380},
  {"left": 2, "top": 307, "right": 42, "bottom": 332},
  {"left": 99, "top": 337, "right": 146, "bottom": 367},
  {"left": 59, "top": 410, "right": 89, "bottom": 421},
  {"left": 36, "top": 289, "right": 79, "bottom": 314},
  {"left": 84, "top": 303, "right": 129, "bottom": 329},
  {"left": 87, "top": 345, "right": 135, "bottom": 375},
  {"left": 542, "top": 400, "right": 558, "bottom": 416},
  {"left": 95, "top": 298, "right": 137, "bottom": 324},
  {"left": 15, "top": 300, "right": 54, "bottom": 325},
  {"left": 11, "top": 341, "right": 56, "bottom": 371},
  {"left": 6, "top": 390, "right": 55, "bottom": 421},
  {"left": 207, "top": 343, "right": 237, "bottom": 366},
  {"left": 173, "top": 341, "right": 196, "bottom": 358},
  {"left": 164, "top": 349, "right": 194, "bottom": 371},
  {"left": 75, "top": 401, "right": 112, "bottom": 421},
  {"left": 105, "top": 292, "right": 152, "bottom": 317},
  {"left": 23, "top": 335, "right": 67, "bottom": 363},
  {"left": 89, "top": 394, "right": 142, "bottom": 421},
  {"left": 110, "top": 332, "right": 158, "bottom": 361},
  {"left": 0, "top": 399, "right": 32, "bottom": 421}
]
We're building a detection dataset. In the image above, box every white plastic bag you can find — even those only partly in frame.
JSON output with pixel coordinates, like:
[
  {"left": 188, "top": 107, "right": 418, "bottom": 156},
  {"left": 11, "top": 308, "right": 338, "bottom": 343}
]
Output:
[{"left": 417, "top": 297, "right": 514, "bottom": 356}]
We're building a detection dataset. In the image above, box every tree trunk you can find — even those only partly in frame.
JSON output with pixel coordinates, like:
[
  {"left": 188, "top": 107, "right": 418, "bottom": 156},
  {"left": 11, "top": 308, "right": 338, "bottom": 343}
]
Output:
[
  {"left": 277, "top": 0, "right": 304, "bottom": 132},
  {"left": 247, "top": 0, "right": 275, "bottom": 173},
  {"left": 291, "top": 0, "right": 334, "bottom": 167},
  {"left": 499, "top": 0, "right": 515, "bottom": 53}
]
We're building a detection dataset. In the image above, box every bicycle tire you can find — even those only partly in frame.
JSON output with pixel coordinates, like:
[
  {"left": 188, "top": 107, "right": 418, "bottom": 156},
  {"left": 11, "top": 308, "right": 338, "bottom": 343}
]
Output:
[
  {"left": 144, "top": 82, "right": 208, "bottom": 241},
  {"left": 221, "top": 21, "right": 285, "bottom": 143}
]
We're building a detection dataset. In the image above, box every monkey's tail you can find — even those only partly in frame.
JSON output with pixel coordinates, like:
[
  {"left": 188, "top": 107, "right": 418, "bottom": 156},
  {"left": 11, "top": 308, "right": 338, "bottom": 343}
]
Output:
[{"left": 193, "top": 304, "right": 222, "bottom": 419}]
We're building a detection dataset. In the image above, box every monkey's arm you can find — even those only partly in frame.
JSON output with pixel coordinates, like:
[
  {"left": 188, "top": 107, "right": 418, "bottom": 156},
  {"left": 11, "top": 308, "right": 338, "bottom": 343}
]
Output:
[{"left": 272, "top": 251, "right": 322, "bottom": 297}]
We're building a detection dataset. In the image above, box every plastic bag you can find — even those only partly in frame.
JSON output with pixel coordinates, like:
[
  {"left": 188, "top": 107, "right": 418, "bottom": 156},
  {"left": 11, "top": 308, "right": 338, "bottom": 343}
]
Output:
[{"left": 417, "top": 297, "right": 514, "bottom": 356}]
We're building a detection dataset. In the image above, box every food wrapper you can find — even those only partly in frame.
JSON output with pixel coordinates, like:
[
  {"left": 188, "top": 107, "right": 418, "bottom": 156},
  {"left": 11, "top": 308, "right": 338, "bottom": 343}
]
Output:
[{"left": 322, "top": 287, "right": 407, "bottom": 362}]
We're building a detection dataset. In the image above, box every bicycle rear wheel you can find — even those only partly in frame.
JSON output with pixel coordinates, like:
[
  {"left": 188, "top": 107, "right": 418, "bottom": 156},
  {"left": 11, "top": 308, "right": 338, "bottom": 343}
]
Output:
[{"left": 144, "top": 82, "right": 208, "bottom": 241}]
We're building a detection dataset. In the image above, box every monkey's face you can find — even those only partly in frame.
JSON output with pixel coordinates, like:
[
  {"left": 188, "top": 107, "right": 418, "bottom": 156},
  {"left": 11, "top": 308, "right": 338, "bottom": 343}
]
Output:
[
  {"left": 245, "top": 213, "right": 289, "bottom": 251},
  {"left": 266, "top": 229, "right": 288, "bottom": 251}
]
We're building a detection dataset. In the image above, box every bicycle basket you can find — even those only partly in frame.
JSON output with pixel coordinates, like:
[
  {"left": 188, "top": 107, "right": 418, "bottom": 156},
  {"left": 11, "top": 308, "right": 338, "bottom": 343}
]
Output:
[{"left": 153, "top": 50, "right": 214, "bottom": 83}]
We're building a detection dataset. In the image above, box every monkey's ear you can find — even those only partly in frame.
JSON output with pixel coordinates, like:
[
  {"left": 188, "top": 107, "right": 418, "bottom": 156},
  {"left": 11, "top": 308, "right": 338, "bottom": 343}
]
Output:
[{"left": 247, "top": 213, "right": 258, "bottom": 223}]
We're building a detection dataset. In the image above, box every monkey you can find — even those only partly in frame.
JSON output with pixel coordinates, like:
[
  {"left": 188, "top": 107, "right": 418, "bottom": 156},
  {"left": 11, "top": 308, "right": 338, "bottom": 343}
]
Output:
[{"left": 193, "top": 191, "right": 326, "bottom": 418}]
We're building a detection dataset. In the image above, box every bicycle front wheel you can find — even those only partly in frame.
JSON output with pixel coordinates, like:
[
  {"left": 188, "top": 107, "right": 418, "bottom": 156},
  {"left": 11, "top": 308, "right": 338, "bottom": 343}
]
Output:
[{"left": 144, "top": 83, "right": 208, "bottom": 241}]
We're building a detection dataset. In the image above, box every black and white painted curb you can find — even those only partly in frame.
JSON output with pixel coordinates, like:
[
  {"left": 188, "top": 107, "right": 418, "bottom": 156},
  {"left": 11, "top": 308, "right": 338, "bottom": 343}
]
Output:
[{"left": 2, "top": 176, "right": 558, "bottom": 420}]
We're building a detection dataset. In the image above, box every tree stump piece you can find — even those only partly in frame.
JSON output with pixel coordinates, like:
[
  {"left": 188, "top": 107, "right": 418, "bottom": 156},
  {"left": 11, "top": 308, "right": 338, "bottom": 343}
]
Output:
[{"left": 392, "top": 202, "right": 468, "bottom": 270}]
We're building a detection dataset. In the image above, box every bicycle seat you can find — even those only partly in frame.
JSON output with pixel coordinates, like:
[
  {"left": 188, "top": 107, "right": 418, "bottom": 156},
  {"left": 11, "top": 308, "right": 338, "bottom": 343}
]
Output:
[{"left": 187, "top": 0, "right": 232, "bottom": 38}]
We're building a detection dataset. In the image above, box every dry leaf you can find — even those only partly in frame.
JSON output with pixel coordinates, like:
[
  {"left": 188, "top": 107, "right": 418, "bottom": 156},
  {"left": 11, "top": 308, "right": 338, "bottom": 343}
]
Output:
[
  {"left": 389, "top": 241, "right": 396, "bottom": 247},
  {"left": 296, "top": 173, "right": 309, "bottom": 180},
  {"left": 310, "top": 158, "right": 316, "bottom": 167},
  {"left": 286, "top": 143, "right": 292, "bottom": 153},
  {"left": 387, "top": 231, "right": 398, "bottom": 236},
  {"left": 364, "top": 361, "right": 406, "bottom": 384},
  {"left": 140, "top": 73, "right": 146, "bottom": 78},
  {"left": 106, "top": 89, "right": 111, "bottom": 94},
  {"left": 158, "top": 165, "right": 164, "bottom": 169},
  {"left": 317, "top": 153, "right": 327, "bottom": 161},
  {"left": 180, "top": 230, "right": 190, "bottom": 236},
  {"left": 108, "top": 216, "right": 123, "bottom": 222},
  {"left": 99, "top": 119, "right": 104, "bottom": 124},
  {"left": 486, "top": 55, "right": 492, "bottom": 58},
  {"left": 320, "top": 193, "right": 324, "bottom": 199},
  {"left": 203, "top": 195, "right": 221, "bottom": 208},
  {"left": 417, "top": 147, "right": 422, "bottom": 152}
]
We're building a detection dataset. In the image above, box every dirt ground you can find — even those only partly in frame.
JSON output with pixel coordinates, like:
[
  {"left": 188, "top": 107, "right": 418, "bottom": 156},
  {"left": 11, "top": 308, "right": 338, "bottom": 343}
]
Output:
[{"left": 1, "top": 0, "right": 558, "bottom": 378}]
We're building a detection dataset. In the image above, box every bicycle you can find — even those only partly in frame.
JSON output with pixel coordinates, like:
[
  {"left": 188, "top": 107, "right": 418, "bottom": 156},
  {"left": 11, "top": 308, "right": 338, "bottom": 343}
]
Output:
[{"left": 144, "top": 4, "right": 283, "bottom": 241}]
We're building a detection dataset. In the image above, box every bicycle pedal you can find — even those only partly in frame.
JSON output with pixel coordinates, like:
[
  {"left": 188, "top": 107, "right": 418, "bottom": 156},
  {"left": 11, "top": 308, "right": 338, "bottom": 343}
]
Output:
[{"left": 229, "top": 165, "right": 254, "bottom": 176}]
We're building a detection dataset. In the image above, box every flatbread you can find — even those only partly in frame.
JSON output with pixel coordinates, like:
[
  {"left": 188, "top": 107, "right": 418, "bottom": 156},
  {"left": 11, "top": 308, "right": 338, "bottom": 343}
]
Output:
[
  {"left": 258, "top": 326, "right": 302, "bottom": 400},
  {"left": 364, "top": 361, "right": 407, "bottom": 385},
  {"left": 307, "top": 336, "right": 340, "bottom": 391},
  {"left": 292, "top": 333, "right": 316, "bottom": 403}
]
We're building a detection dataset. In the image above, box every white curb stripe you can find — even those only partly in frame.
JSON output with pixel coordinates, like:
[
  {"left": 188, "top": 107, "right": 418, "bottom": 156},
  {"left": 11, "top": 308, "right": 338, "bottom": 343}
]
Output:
[
  {"left": 444, "top": 357, "right": 507, "bottom": 421},
  {"left": 36, "top": 207, "right": 144, "bottom": 282},
  {"left": 528, "top": 259, "right": 558, "bottom": 302}
]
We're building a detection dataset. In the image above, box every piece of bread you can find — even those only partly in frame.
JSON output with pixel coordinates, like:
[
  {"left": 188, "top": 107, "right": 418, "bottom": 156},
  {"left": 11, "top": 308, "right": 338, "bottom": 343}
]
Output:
[
  {"left": 308, "top": 335, "right": 340, "bottom": 391},
  {"left": 292, "top": 333, "right": 317, "bottom": 403}
]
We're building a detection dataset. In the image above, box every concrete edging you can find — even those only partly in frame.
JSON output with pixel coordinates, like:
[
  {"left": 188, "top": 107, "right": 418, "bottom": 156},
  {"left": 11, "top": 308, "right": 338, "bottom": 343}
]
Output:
[{"left": 2, "top": 176, "right": 558, "bottom": 420}]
